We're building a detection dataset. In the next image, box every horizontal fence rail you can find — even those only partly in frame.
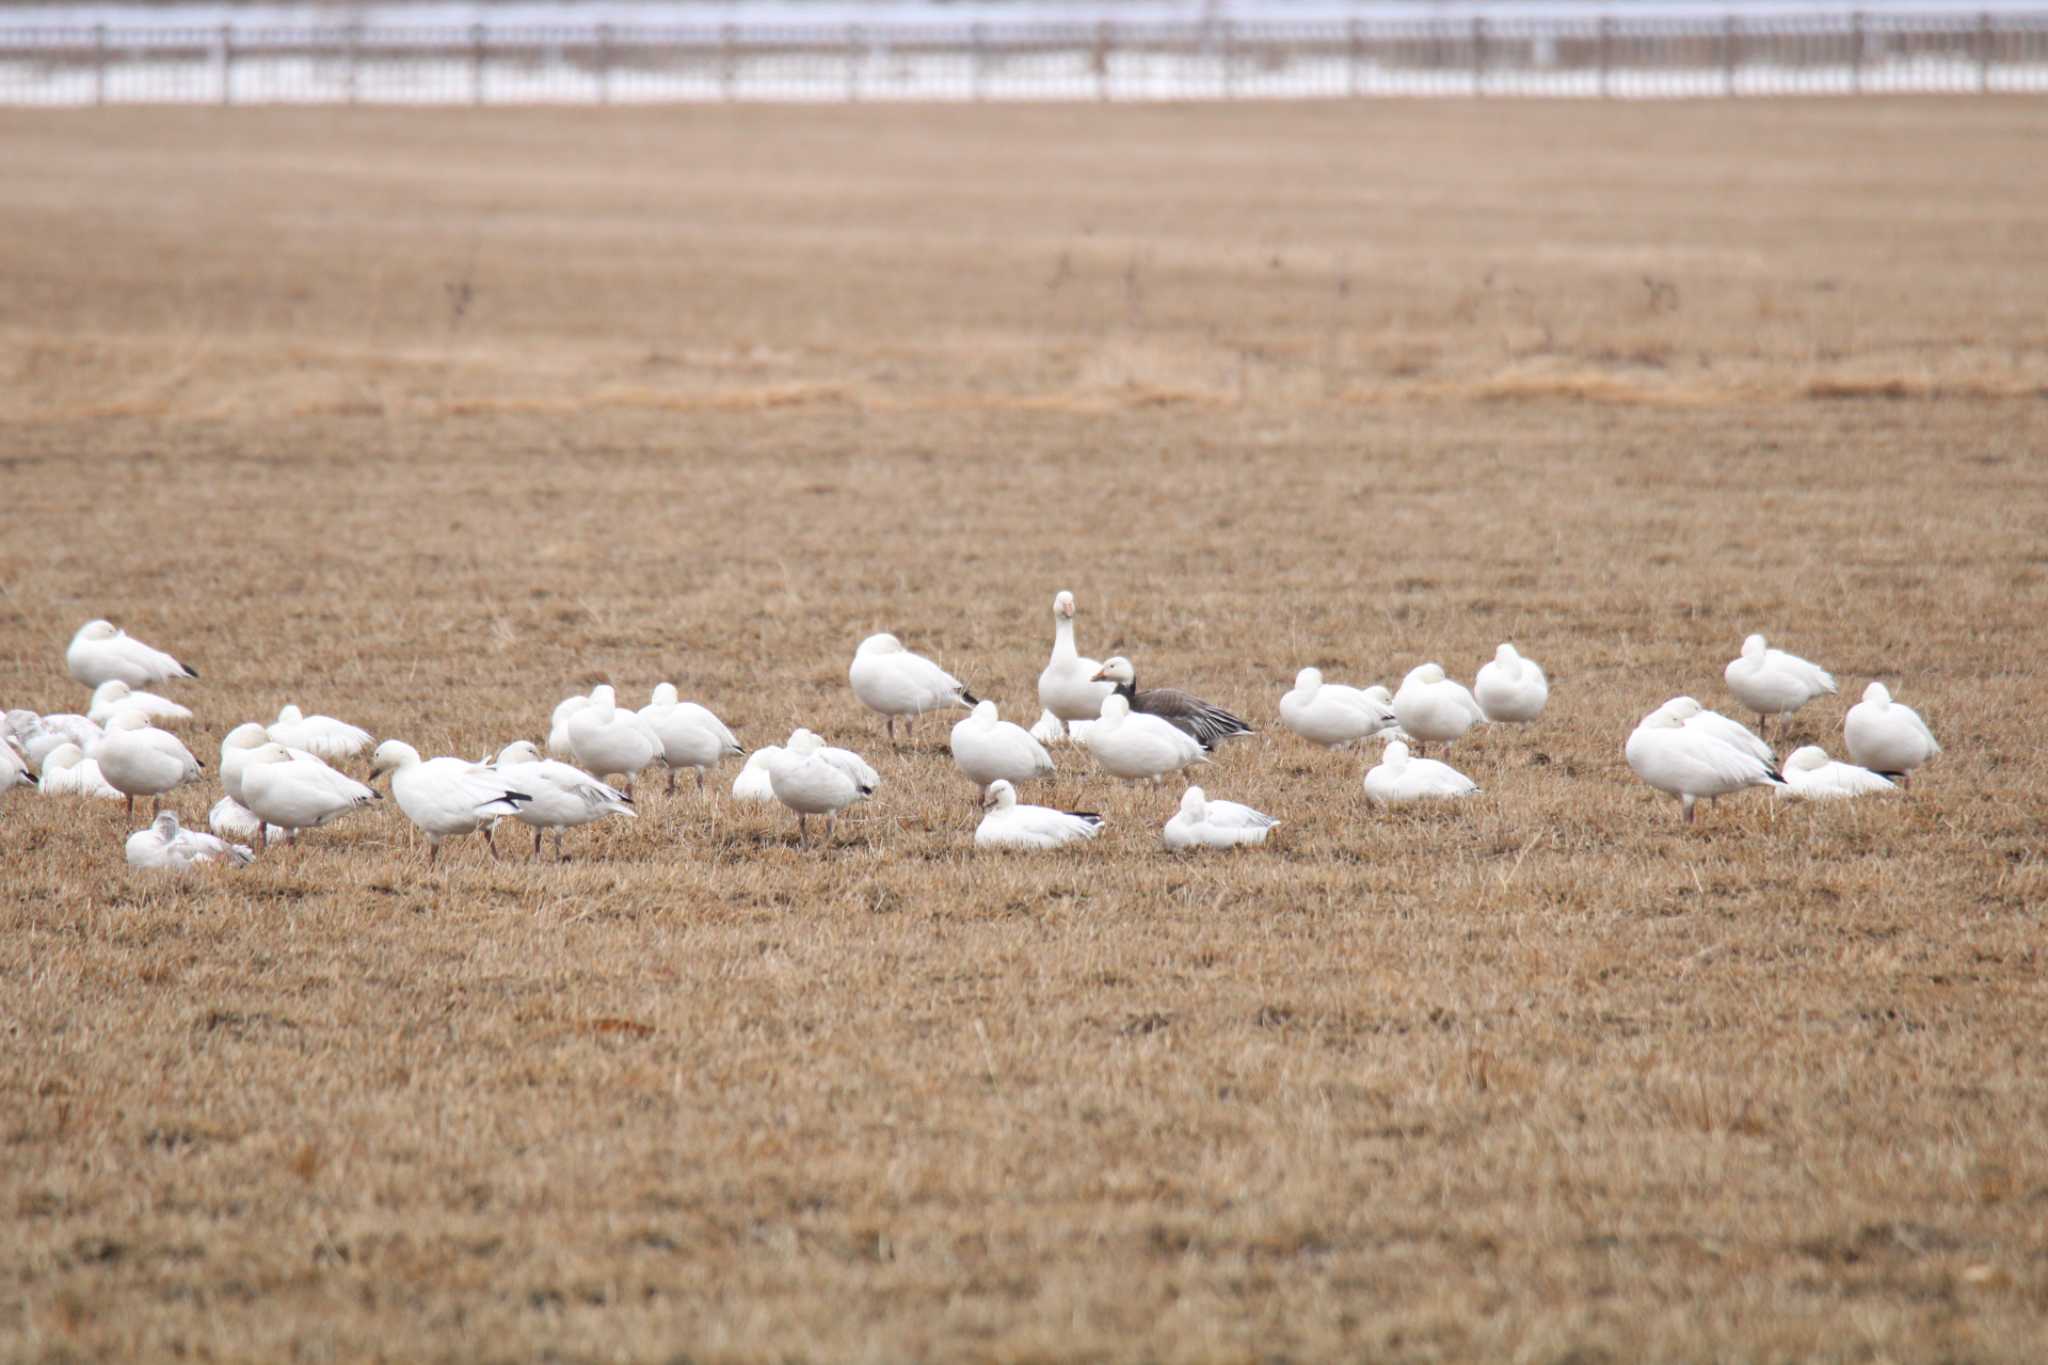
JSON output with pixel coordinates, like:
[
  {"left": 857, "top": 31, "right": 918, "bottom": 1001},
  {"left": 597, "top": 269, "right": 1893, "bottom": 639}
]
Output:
[{"left": 1, "top": 12, "right": 2044, "bottom": 104}]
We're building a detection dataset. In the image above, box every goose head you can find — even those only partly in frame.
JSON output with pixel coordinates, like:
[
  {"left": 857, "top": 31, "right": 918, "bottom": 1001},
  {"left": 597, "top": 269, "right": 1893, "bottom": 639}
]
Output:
[
  {"left": 1053, "top": 591, "right": 1076, "bottom": 621},
  {"left": 1362, "top": 685, "right": 1392, "bottom": 706},
  {"left": 92, "top": 681, "right": 132, "bottom": 706},
  {"left": 785, "top": 728, "right": 824, "bottom": 755},
  {"left": 1494, "top": 643, "right": 1520, "bottom": 666},
  {"left": 1091, "top": 657, "right": 1136, "bottom": 686},
  {"left": 1292, "top": 667, "right": 1322, "bottom": 692},
  {"left": 1785, "top": 746, "right": 1830, "bottom": 773},
  {"left": 970, "top": 699, "right": 998, "bottom": 726},
  {"left": 246, "top": 741, "right": 300, "bottom": 768},
  {"left": 276, "top": 704, "right": 305, "bottom": 724},
  {"left": 982, "top": 779, "right": 1018, "bottom": 810},
  {"left": 651, "top": 682, "right": 679, "bottom": 706},
  {"left": 496, "top": 740, "right": 543, "bottom": 766},
  {"left": 104, "top": 711, "right": 150, "bottom": 734},
  {"left": 151, "top": 811, "right": 182, "bottom": 839},
  {"left": 1097, "top": 694, "right": 1131, "bottom": 724},
  {"left": 1862, "top": 681, "right": 1892, "bottom": 707},
  {"left": 855, "top": 633, "right": 903, "bottom": 659},
  {"left": 369, "top": 739, "right": 421, "bottom": 779},
  {"left": 42, "top": 743, "right": 84, "bottom": 773},
  {"left": 1741, "top": 634, "right": 1767, "bottom": 660},
  {"left": 1658, "top": 696, "right": 1705, "bottom": 723},
  {"left": 73, "top": 619, "right": 118, "bottom": 645},
  {"left": 223, "top": 722, "right": 269, "bottom": 754},
  {"left": 1381, "top": 741, "right": 1412, "bottom": 766},
  {"left": 1178, "top": 786, "right": 1208, "bottom": 820}
]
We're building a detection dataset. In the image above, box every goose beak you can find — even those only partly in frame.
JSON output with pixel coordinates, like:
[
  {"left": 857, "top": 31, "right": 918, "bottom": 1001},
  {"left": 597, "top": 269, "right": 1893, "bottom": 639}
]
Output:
[{"left": 1089, "top": 667, "right": 1108, "bottom": 682}]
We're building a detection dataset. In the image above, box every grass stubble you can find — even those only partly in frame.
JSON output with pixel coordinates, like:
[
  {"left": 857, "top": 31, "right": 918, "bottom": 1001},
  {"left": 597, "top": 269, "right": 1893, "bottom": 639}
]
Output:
[{"left": 1, "top": 98, "right": 2046, "bottom": 1362}]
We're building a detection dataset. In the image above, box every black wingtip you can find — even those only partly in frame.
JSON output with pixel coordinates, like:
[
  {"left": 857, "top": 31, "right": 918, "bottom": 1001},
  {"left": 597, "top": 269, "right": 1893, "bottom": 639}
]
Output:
[
  {"left": 1876, "top": 770, "right": 1908, "bottom": 781},
  {"left": 961, "top": 689, "right": 980, "bottom": 707},
  {"left": 1764, "top": 768, "right": 1787, "bottom": 785},
  {"left": 182, "top": 663, "right": 199, "bottom": 679}
]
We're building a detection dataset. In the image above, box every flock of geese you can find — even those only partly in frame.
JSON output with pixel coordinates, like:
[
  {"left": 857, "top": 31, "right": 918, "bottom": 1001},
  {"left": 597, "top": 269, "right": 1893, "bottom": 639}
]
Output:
[{"left": 2, "top": 599, "right": 1942, "bottom": 870}]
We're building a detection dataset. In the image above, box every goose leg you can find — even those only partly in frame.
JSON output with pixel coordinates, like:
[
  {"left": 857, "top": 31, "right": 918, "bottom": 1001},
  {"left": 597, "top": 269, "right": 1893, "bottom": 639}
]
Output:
[
  {"left": 532, "top": 826, "right": 544, "bottom": 861},
  {"left": 797, "top": 814, "right": 808, "bottom": 845},
  {"left": 667, "top": 766, "right": 677, "bottom": 796},
  {"left": 484, "top": 823, "right": 500, "bottom": 861},
  {"left": 1682, "top": 795, "right": 1697, "bottom": 825},
  {"left": 696, "top": 768, "right": 707, "bottom": 796},
  {"left": 886, "top": 717, "right": 895, "bottom": 743},
  {"left": 428, "top": 840, "right": 440, "bottom": 867},
  {"left": 125, "top": 793, "right": 135, "bottom": 818}
]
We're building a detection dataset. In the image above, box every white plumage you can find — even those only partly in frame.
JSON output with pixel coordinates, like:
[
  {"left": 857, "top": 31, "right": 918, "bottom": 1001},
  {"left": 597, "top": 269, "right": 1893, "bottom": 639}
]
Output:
[
  {"left": 566, "top": 685, "right": 664, "bottom": 795},
  {"left": 371, "top": 739, "right": 533, "bottom": 864},
  {"left": 546, "top": 692, "right": 589, "bottom": 760},
  {"left": 974, "top": 779, "right": 1103, "bottom": 850},
  {"left": 1778, "top": 745, "right": 1897, "bottom": 801},
  {"left": 125, "top": 812, "right": 252, "bottom": 870},
  {"left": 9, "top": 711, "right": 103, "bottom": 772},
  {"left": 492, "top": 740, "right": 636, "bottom": 858},
  {"left": 218, "top": 722, "right": 278, "bottom": 805},
  {"left": 1163, "top": 785, "right": 1278, "bottom": 850},
  {"left": 88, "top": 680, "right": 193, "bottom": 728},
  {"left": 1029, "top": 709, "right": 1066, "bottom": 745},
  {"left": 1724, "top": 633, "right": 1836, "bottom": 732},
  {"left": 94, "top": 711, "right": 203, "bottom": 814},
  {"left": 2, "top": 739, "right": 28, "bottom": 799},
  {"left": 1278, "top": 667, "right": 1397, "bottom": 748},
  {"left": 766, "top": 728, "right": 878, "bottom": 841},
  {"left": 1626, "top": 699, "right": 1785, "bottom": 823},
  {"left": 1364, "top": 741, "right": 1480, "bottom": 805},
  {"left": 849, "top": 633, "right": 976, "bottom": 740},
  {"left": 239, "top": 742, "right": 382, "bottom": 847},
  {"left": 66, "top": 619, "right": 199, "bottom": 690},
  {"left": 639, "top": 683, "right": 744, "bottom": 795},
  {"left": 950, "top": 700, "right": 1055, "bottom": 790},
  {"left": 1657, "top": 696, "right": 1775, "bottom": 767},
  {"left": 1474, "top": 643, "right": 1549, "bottom": 724},
  {"left": 268, "top": 704, "right": 375, "bottom": 765},
  {"left": 1037, "top": 590, "right": 1115, "bottom": 726},
  {"left": 37, "top": 744, "right": 123, "bottom": 799},
  {"left": 1085, "top": 693, "right": 1208, "bottom": 783},
  {"left": 1844, "top": 682, "right": 1939, "bottom": 786},
  {"left": 731, "top": 746, "right": 782, "bottom": 802},
  {"left": 1392, "top": 663, "right": 1486, "bottom": 753},
  {"left": 209, "top": 796, "right": 284, "bottom": 844}
]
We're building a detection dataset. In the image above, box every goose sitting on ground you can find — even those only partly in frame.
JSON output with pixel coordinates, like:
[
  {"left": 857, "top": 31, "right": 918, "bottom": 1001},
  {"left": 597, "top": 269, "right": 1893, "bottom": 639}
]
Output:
[
  {"left": 849, "top": 633, "right": 977, "bottom": 741},
  {"left": 974, "top": 779, "right": 1103, "bottom": 850},
  {"left": 37, "top": 744, "right": 122, "bottom": 799},
  {"left": 88, "top": 680, "right": 193, "bottom": 728},
  {"left": 1392, "top": 664, "right": 1486, "bottom": 756},
  {"left": 1474, "top": 643, "right": 1549, "bottom": 724},
  {"left": 209, "top": 796, "right": 284, "bottom": 845},
  {"left": 370, "top": 739, "right": 533, "bottom": 865},
  {"left": 11, "top": 712, "right": 103, "bottom": 772},
  {"left": 1844, "top": 682, "right": 1939, "bottom": 787},
  {"left": 639, "top": 683, "right": 745, "bottom": 795},
  {"left": 239, "top": 742, "right": 383, "bottom": 848},
  {"left": 1162, "top": 785, "right": 1278, "bottom": 850},
  {"left": 566, "top": 685, "right": 665, "bottom": 797},
  {"left": 1085, "top": 693, "right": 1209, "bottom": 783},
  {"left": 1724, "top": 633, "right": 1836, "bottom": 737},
  {"left": 766, "top": 729, "right": 879, "bottom": 842},
  {"left": 1091, "top": 657, "right": 1252, "bottom": 748},
  {"left": 1279, "top": 667, "right": 1398, "bottom": 748},
  {"left": 1364, "top": 741, "right": 1480, "bottom": 806},
  {"left": 731, "top": 746, "right": 782, "bottom": 802},
  {"left": 95, "top": 711, "right": 203, "bottom": 817},
  {"left": 1625, "top": 700, "right": 1784, "bottom": 824},
  {"left": 1777, "top": 745, "right": 1897, "bottom": 800},
  {"left": 1037, "top": 590, "right": 1114, "bottom": 727},
  {"left": 125, "top": 812, "right": 252, "bottom": 870},
  {"left": 492, "top": 741, "right": 636, "bottom": 859},
  {"left": 268, "top": 704, "right": 375, "bottom": 766},
  {"left": 66, "top": 619, "right": 199, "bottom": 689},
  {"left": 951, "top": 700, "right": 1055, "bottom": 791}
]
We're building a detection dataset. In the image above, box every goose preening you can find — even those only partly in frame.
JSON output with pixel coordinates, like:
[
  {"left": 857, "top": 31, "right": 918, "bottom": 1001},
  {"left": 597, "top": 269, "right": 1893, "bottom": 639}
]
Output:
[
  {"left": 1474, "top": 643, "right": 1549, "bottom": 724},
  {"left": 950, "top": 700, "right": 1055, "bottom": 791},
  {"left": 209, "top": 796, "right": 284, "bottom": 845},
  {"left": 1029, "top": 709, "right": 1066, "bottom": 746},
  {"left": 1279, "top": 667, "right": 1398, "bottom": 748},
  {"left": 766, "top": 728, "right": 879, "bottom": 843},
  {"left": 239, "top": 742, "right": 383, "bottom": 848},
  {"left": 1364, "top": 741, "right": 1479, "bottom": 806},
  {"left": 1844, "top": 682, "right": 1939, "bottom": 787},
  {"left": 849, "top": 633, "right": 977, "bottom": 741},
  {"left": 1778, "top": 746, "right": 1897, "bottom": 801},
  {"left": 66, "top": 619, "right": 198, "bottom": 690},
  {"left": 492, "top": 741, "right": 636, "bottom": 859},
  {"left": 95, "top": 711, "right": 203, "bottom": 817},
  {"left": 731, "top": 746, "right": 782, "bottom": 802},
  {"left": 1084, "top": 693, "right": 1210, "bottom": 783},
  {"left": 1091, "top": 657, "right": 1253, "bottom": 748},
  {"left": 125, "top": 812, "right": 252, "bottom": 870},
  {"left": 88, "top": 680, "right": 193, "bottom": 728},
  {"left": 639, "top": 683, "right": 744, "bottom": 795},
  {"left": 37, "top": 744, "right": 123, "bottom": 799},
  {"left": 974, "top": 779, "right": 1103, "bottom": 850},
  {"left": 1392, "top": 664, "right": 1486, "bottom": 755},
  {"left": 1162, "top": 786, "right": 1278, "bottom": 850},
  {"left": 370, "top": 739, "right": 533, "bottom": 864},
  {"left": 268, "top": 704, "right": 375, "bottom": 766},
  {"left": 1724, "top": 634, "right": 1836, "bottom": 736},
  {"left": 1037, "top": 591, "right": 1114, "bottom": 726},
  {"left": 566, "top": 685, "right": 665, "bottom": 797},
  {"left": 1626, "top": 699, "right": 1785, "bottom": 823}
]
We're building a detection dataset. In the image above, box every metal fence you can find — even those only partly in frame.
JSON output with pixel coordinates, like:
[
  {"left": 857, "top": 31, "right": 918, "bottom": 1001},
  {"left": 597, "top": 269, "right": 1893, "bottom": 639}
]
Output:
[{"left": 2, "top": 11, "right": 2044, "bottom": 105}]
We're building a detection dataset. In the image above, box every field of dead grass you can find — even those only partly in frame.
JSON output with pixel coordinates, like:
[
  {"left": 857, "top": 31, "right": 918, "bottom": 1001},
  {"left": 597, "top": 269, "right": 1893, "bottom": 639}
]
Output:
[{"left": 2, "top": 99, "right": 2047, "bottom": 1362}]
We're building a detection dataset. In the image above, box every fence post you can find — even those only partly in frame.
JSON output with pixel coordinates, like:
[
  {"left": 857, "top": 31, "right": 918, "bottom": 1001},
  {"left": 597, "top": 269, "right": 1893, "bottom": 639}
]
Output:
[
  {"left": 470, "top": 23, "right": 485, "bottom": 105},
  {"left": 1722, "top": 14, "right": 1739, "bottom": 97},
  {"left": 1849, "top": 10, "right": 1864, "bottom": 95},
  {"left": 93, "top": 22, "right": 107, "bottom": 105},
  {"left": 595, "top": 22, "right": 611, "bottom": 103},
  {"left": 846, "top": 24, "right": 861, "bottom": 102},
  {"left": 1598, "top": 15, "right": 1613, "bottom": 98},
  {"left": 1977, "top": 11, "right": 1993, "bottom": 93},
  {"left": 1347, "top": 18, "right": 1363, "bottom": 98},
  {"left": 1095, "top": 20, "right": 1112, "bottom": 101},
  {"left": 719, "top": 22, "right": 736, "bottom": 102},
  {"left": 1470, "top": 16, "right": 1485, "bottom": 97},
  {"left": 217, "top": 23, "right": 232, "bottom": 106}
]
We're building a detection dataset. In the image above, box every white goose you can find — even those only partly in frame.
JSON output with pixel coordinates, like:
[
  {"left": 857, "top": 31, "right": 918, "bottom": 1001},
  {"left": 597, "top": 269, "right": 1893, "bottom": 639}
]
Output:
[
  {"left": 125, "top": 812, "right": 252, "bottom": 870},
  {"left": 1844, "top": 682, "right": 1939, "bottom": 787},
  {"left": 731, "top": 746, "right": 782, "bottom": 802},
  {"left": 566, "top": 685, "right": 665, "bottom": 796},
  {"left": 209, "top": 797, "right": 284, "bottom": 845},
  {"left": 1657, "top": 697, "right": 1774, "bottom": 767},
  {"left": 974, "top": 779, "right": 1103, "bottom": 850},
  {"left": 546, "top": 692, "right": 590, "bottom": 760},
  {"left": 1037, "top": 590, "right": 1114, "bottom": 727},
  {"left": 268, "top": 704, "right": 375, "bottom": 765},
  {"left": 850, "top": 633, "right": 976, "bottom": 740},
  {"left": 1279, "top": 667, "right": 1398, "bottom": 748},
  {"left": 1626, "top": 700, "right": 1785, "bottom": 823},
  {"left": 65, "top": 619, "right": 199, "bottom": 689},
  {"left": 1085, "top": 693, "right": 1209, "bottom": 783},
  {"left": 239, "top": 742, "right": 383, "bottom": 848},
  {"left": 37, "top": 744, "right": 122, "bottom": 799},
  {"left": 2, "top": 739, "right": 27, "bottom": 799},
  {"left": 492, "top": 741, "right": 636, "bottom": 858},
  {"left": 88, "top": 680, "right": 193, "bottom": 728},
  {"left": 1474, "top": 643, "right": 1549, "bottom": 724},
  {"left": 370, "top": 739, "right": 533, "bottom": 864},
  {"left": 219, "top": 722, "right": 280, "bottom": 805},
  {"left": 1364, "top": 741, "right": 1479, "bottom": 806},
  {"left": 766, "top": 729, "right": 879, "bottom": 842},
  {"left": 1778, "top": 746, "right": 1897, "bottom": 800},
  {"left": 1163, "top": 786, "right": 1278, "bottom": 850},
  {"left": 1029, "top": 709, "right": 1066, "bottom": 746},
  {"left": 1724, "top": 634, "right": 1836, "bottom": 736},
  {"left": 950, "top": 700, "right": 1055, "bottom": 791},
  {"left": 10, "top": 712, "right": 102, "bottom": 771},
  {"left": 95, "top": 711, "right": 203, "bottom": 816},
  {"left": 1392, "top": 664, "right": 1486, "bottom": 755},
  {"left": 639, "top": 683, "right": 744, "bottom": 795}
]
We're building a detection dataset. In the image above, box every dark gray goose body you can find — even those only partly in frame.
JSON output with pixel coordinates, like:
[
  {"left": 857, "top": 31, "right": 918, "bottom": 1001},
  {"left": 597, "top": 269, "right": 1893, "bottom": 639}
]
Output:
[{"left": 1090, "top": 656, "right": 1253, "bottom": 749}]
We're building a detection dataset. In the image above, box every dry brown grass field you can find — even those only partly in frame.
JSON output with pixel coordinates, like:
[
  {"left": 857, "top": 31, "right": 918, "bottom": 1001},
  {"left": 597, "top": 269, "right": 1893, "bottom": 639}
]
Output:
[{"left": 3, "top": 99, "right": 2047, "bottom": 1362}]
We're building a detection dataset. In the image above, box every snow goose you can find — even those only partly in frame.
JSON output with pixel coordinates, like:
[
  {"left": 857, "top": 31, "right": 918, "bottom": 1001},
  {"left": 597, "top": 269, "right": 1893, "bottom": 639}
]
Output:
[
  {"left": 268, "top": 704, "right": 375, "bottom": 766},
  {"left": 1163, "top": 785, "right": 1278, "bottom": 850},
  {"left": 218, "top": 722, "right": 279, "bottom": 805},
  {"left": 66, "top": 619, "right": 198, "bottom": 689},
  {"left": 209, "top": 797, "right": 284, "bottom": 845},
  {"left": 37, "top": 744, "right": 122, "bottom": 799},
  {"left": 1092, "top": 657, "right": 1253, "bottom": 748},
  {"left": 1657, "top": 697, "right": 1774, "bottom": 768},
  {"left": 1279, "top": 667, "right": 1398, "bottom": 748},
  {"left": 849, "top": 633, "right": 977, "bottom": 741},
  {"left": 546, "top": 693, "right": 590, "bottom": 760},
  {"left": 951, "top": 700, "right": 1055, "bottom": 791},
  {"left": 640, "top": 683, "right": 745, "bottom": 795},
  {"left": 1724, "top": 634, "right": 1836, "bottom": 736},
  {"left": 974, "top": 779, "right": 1103, "bottom": 850},
  {"left": 95, "top": 711, "right": 203, "bottom": 816},
  {"left": 1037, "top": 591, "right": 1114, "bottom": 725},
  {"left": 370, "top": 740, "right": 534, "bottom": 865},
  {"left": 492, "top": 741, "right": 636, "bottom": 859},
  {"left": 1844, "top": 682, "right": 1939, "bottom": 787},
  {"left": 1778, "top": 746, "right": 1897, "bottom": 801},
  {"left": 1364, "top": 741, "right": 1480, "bottom": 806},
  {"left": 766, "top": 728, "right": 878, "bottom": 843},
  {"left": 1029, "top": 709, "right": 1066, "bottom": 746},
  {"left": 125, "top": 812, "right": 252, "bottom": 870},
  {"left": 731, "top": 746, "right": 782, "bottom": 802},
  {"left": 566, "top": 685, "right": 665, "bottom": 796},
  {"left": 1626, "top": 701, "right": 1784, "bottom": 823},
  {"left": 2, "top": 738, "right": 27, "bottom": 799},
  {"left": 1474, "top": 643, "right": 1549, "bottom": 724},
  {"left": 88, "top": 680, "right": 193, "bottom": 728},
  {"left": 239, "top": 743, "right": 382, "bottom": 848},
  {"left": 11, "top": 712, "right": 100, "bottom": 772},
  {"left": 1085, "top": 693, "right": 1209, "bottom": 783},
  {"left": 1392, "top": 664, "right": 1486, "bottom": 756}
]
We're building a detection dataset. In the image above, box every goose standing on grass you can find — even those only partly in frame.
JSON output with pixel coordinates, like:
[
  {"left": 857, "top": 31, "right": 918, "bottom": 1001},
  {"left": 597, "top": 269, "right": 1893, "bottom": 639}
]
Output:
[
  {"left": 1091, "top": 657, "right": 1253, "bottom": 748},
  {"left": 491, "top": 741, "right": 636, "bottom": 859},
  {"left": 849, "top": 633, "right": 977, "bottom": 741},
  {"left": 1626, "top": 700, "right": 1785, "bottom": 824},
  {"left": 1163, "top": 786, "right": 1278, "bottom": 850},
  {"left": 370, "top": 739, "right": 533, "bottom": 865},
  {"left": 88, "top": 680, "right": 193, "bottom": 728},
  {"left": 731, "top": 745, "right": 782, "bottom": 802},
  {"left": 239, "top": 743, "right": 382, "bottom": 849},
  {"left": 1474, "top": 643, "right": 1549, "bottom": 724},
  {"left": 974, "top": 779, "right": 1103, "bottom": 850},
  {"left": 639, "top": 683, "right": 745, "bottom": 795},
  {"left": 37, "top": 744, "right": 123, "bottom": 799},
  {"left": 209, "top": 796, "right": 284, "bottom": 845},
  {"left": 1658, "top": 697, "right": 1774, "bottom": 767},
  {"left": 268, "top": 704, "right": 375, "bottom": 767},
  {"left": 1844, "top": 682, "right": 1939, "bottom": 787},
  {"left": 951, "top": 700, "right": 1055, "bottom": 791},
  {"left": 1037, "top": 591, "right": 1114, "bottom": 730},
  {"left": 1392, "top": 664, "right": 1486, "bottom": 756},
  {"left": 1364, "top": 741, "right": 1480, "bottom": 806},
  {"left": 1279, "top": 667, "right": 1398, "bottom": 748},
  {"left": 125, "top": 812, "right": 252, "bottom": 870},
  {"left": 566, "top": 685, "right": 664, "bottom": 797},
  {"left": 1778, "top": 746, "right": 1897, "bottom": 800},
  {"left": 66, "top": 619, "right": 199, "bottom": 690},
  {"left": 1724, "top": 633, "right": 1836, "bottom": 737},
  {"left": 766, "top": 729, "right": 879, "bottom": 843},
  {"left": 218, "top": 722, "right": 279, "bottom": 806},
  {"left": 95, "top": 711, "right": 203, "bottom": 817},
  {"left": 1085, "top": 694, "right": 1209, "bottom": 783}
]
